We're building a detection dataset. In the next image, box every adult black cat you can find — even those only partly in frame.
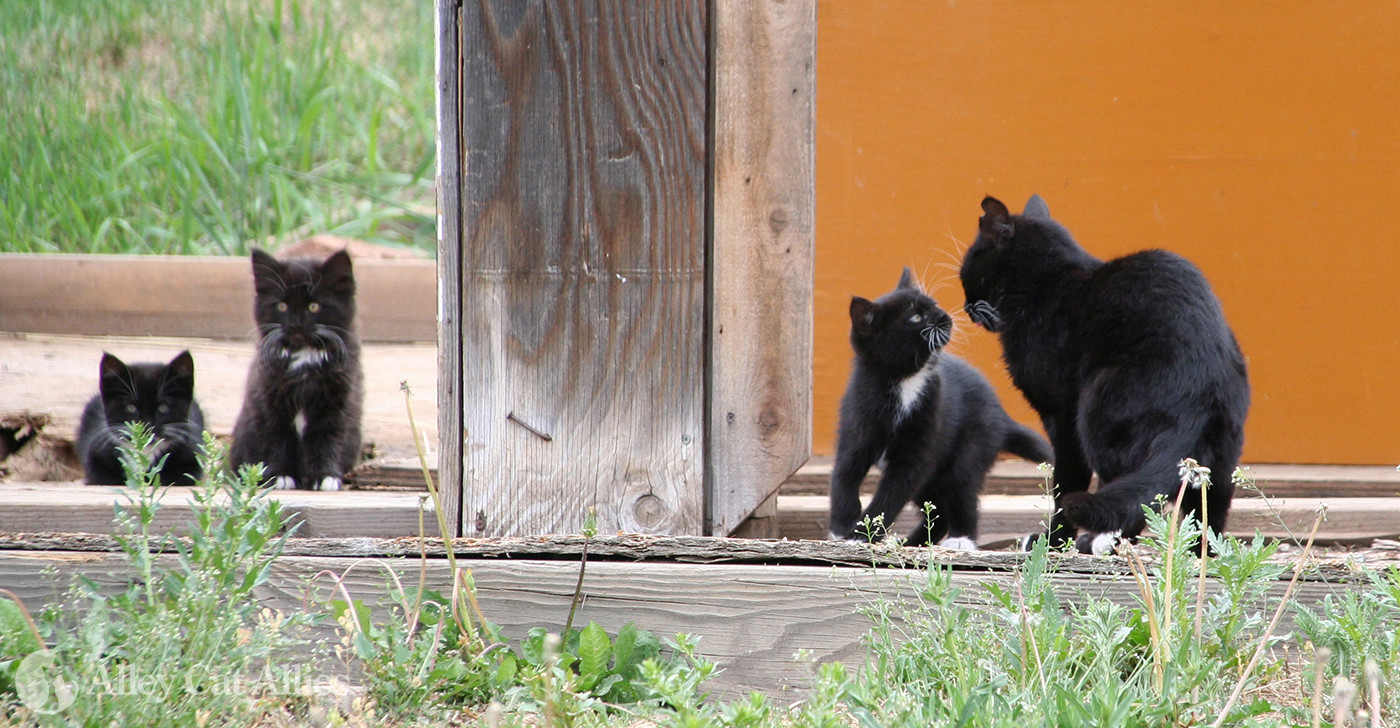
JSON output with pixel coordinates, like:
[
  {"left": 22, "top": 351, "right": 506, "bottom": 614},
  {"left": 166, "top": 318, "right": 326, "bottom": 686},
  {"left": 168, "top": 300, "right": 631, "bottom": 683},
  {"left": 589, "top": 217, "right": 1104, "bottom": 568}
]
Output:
[
  {"left": 230, "top": 248, "right": 364, "bottom": 491},
  {"left": 960, "top": 195, "right": 1250, "bottom": 554},
  {"left": 829, "top": 268, "right": 1053, "bottom": 549},
  {"left": 75, "top": 351, "right": 205, "bottom": 485}
]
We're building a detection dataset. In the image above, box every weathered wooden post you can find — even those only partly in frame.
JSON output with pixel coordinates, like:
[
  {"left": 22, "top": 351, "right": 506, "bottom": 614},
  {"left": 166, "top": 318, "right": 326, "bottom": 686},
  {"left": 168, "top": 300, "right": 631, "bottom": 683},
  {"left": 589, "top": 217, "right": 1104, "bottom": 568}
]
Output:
[{"left": 437, "top": 0, "right": 814, "bottom": 537}]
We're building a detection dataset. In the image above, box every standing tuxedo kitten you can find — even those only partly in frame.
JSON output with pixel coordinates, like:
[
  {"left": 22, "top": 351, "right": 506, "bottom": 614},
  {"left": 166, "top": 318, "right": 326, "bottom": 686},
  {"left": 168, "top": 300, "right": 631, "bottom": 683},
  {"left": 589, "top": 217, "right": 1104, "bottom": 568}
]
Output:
[
  {"left": 230, "top": 248, "right": 364, "bottom": 491},
  {"left": 76, "top": 351, "right": 205, "bottom": 485},
  {"left": 960, "top": 195, "right": 1250, "bottom": 554},
  {"left": 829, "top": 268, "right": 1054, "bottom": 549}
]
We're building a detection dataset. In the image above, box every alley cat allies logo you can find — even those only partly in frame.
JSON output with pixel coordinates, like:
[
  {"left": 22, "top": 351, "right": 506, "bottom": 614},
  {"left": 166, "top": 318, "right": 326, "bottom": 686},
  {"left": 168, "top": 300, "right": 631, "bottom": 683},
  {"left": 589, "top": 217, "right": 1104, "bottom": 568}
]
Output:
[{"left": 15, "top": 650, "right": 75, "bottom": 714}]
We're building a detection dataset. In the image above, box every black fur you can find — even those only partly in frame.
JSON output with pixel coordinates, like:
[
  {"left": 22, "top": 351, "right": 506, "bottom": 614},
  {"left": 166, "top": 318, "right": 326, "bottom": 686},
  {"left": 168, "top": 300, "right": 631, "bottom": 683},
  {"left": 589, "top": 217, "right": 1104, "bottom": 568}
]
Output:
[
  {"left": 960, "top": 195, "right": 1250, "bottom": 553},
  {"left": 75, "top": 351, "right": 205, "bottom": 485},
  {"left": 829, "top": 268, "right": 1054, "bottom": 547},
  {"left": 230, "top": 249, "right": 364, "bottom": 491}
]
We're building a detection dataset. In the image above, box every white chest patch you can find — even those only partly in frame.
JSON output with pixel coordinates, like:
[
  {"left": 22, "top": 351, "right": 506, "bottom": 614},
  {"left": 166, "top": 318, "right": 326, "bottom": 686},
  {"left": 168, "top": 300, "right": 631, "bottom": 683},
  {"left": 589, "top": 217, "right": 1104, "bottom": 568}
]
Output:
[
  {"left": 287, "top": 348, "right": 327, "bottom": 371},
  {"left": 895, "top": 361, "right": 937, "bottom": 420},
  {"left": 293, "top": 411, "right": 308, "bottom": 437}
]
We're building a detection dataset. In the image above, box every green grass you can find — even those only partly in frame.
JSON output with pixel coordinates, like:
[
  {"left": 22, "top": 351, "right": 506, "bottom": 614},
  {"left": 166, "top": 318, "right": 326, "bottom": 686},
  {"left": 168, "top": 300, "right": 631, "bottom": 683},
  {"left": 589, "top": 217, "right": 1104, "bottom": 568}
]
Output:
[{"left": 0, "top": 0, "right": 435, "bottom": 255}]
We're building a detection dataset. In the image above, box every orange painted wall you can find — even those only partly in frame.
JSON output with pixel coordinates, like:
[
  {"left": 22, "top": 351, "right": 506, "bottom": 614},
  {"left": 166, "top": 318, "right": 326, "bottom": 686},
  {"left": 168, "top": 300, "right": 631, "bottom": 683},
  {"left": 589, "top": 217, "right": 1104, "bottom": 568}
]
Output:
[{"left": 813, "top": 2, "right": 1400, "bottom": 465}]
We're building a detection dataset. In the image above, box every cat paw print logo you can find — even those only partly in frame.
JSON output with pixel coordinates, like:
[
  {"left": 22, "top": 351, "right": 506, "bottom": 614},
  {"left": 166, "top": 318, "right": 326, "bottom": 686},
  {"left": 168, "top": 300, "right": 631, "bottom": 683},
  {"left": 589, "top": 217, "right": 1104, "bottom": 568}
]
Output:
[{"left": 15, "top": 650, "right": 75, "bottom": 714}]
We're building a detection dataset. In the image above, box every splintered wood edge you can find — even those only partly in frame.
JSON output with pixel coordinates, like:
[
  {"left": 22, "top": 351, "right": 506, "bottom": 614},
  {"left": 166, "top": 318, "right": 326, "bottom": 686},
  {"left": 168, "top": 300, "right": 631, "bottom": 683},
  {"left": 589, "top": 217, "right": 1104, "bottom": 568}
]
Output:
[{"left": 0, "top": 531, "right": 1359, "bottom": 582}]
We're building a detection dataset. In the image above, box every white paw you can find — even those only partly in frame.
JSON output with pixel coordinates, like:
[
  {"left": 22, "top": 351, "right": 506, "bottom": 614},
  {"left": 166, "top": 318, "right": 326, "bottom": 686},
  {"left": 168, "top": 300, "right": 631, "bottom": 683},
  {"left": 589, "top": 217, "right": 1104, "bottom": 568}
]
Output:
[
  {"left": 938, "top": 536, "right": 978, "bottom": 551},
  {"left": 270, "top": 475, "right": 297, "bottom": 490},
  {"left": 1019, "top": 534, "right": 1038, "bottom": 551},
  {"left": 1087, "top": 530, "right": 1123, "bottom": 556},
  {"left": 317, "top": 476, "right": 343, "bottom": 492}
]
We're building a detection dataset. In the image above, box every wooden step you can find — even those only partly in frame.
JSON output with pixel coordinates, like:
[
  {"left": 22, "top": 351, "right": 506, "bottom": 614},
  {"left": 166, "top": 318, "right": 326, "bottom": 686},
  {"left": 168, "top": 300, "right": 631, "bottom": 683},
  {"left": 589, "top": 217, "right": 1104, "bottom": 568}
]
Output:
[
  {"left": 0, "top": 482, "right": 434, "bottom": 539},
  {"left": 776, "top": 494, "right": 1400, "bottom": 547},
  {"left": 783, "top": 458, "right": 1400, "bottom": 499}
]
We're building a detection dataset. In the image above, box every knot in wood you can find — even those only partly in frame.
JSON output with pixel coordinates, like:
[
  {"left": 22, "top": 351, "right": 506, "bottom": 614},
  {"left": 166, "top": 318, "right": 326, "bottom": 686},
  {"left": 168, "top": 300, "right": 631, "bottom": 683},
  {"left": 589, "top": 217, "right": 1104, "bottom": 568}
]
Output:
[
  {"left": 758, "top": 406, "right": 781, "bottom": 431},
  {"left": 632, "top": 494, "right": 666, "bottom": 529},
  {"left": 768, "top": 207, "right": 790, "bottom": 234}
]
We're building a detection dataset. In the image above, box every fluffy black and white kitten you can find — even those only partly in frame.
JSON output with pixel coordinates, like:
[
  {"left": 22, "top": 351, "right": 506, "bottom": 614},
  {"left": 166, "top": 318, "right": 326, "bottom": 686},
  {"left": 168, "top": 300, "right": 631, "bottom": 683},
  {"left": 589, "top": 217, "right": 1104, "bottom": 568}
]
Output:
[
  {"left": 960, "top": 195, "right": 1250, "bottom": 554},
  {"left": 230, "top": 248, "right": 364, "bottom": 491},
  {"left": 829, "top": 268, "right": 1054, "bottom": 549},
  {"left": 75, "top": 351, "right": 205, "bottom": 485}
]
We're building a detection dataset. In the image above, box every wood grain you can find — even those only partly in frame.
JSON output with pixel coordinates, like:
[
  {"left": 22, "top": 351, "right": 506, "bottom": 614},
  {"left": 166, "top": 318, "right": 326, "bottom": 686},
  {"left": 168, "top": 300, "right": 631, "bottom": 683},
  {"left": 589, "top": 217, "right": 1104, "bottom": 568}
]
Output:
[
  {"left": 436, "top": 0, "right": 464, "bottom": 537},
  {"left": 456, "top": 1, "right": 708, "bottom": 536},
  {"left": 707, "top": 0, "right": 817, "bottom": 535},
  {"left": 0, "top": 482, "right": 435, "bottom": 538},
  {"left": 0, "top": 254, "right": 435, "bottom": 343},
  {"left": 0, "top": 547, "right": 1363, "bottom": 697}
]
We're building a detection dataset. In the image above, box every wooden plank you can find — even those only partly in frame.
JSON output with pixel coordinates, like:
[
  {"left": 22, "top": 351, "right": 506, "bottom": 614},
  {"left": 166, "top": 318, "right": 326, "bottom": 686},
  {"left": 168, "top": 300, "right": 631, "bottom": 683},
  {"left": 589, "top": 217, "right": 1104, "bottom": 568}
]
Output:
[
  {"left": 781, "top": 458, "right": 1400, "bottom": 499},
  {"left": 345, "top": 457, "right": 1400, "bottom": 500},
  {"left": 435, "top": 0, "right": 464, "bottom": 537},
  {"left": 0, "top": 548, "right": 1363, "bottom": 697},
  {"left": 0, "top": 532, "right": 1127, "bottom": 572},
  {"left": 777, "top": 494, "right": 1400, "bottom": 546},
  {"left": 0, "top": 333, "right": 437, "bottom": 463},
  {"left": 457, "top": 1, "right": 708, "bottom": 536},
  {"left": 707, "top": 0, "right": 817, "bottom": 535},
  {"left": 0, "top": 482, "right": 433, "bottom": 539},
  {"left": 0, "top": 254, "right": 435, "bottom": 343}
]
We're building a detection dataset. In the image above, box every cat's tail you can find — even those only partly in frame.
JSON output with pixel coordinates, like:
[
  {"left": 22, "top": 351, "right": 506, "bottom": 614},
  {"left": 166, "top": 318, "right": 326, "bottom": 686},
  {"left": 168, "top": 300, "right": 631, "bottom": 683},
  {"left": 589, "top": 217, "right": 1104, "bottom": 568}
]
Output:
[{"left": 1001, "top": 423, "right": 1054, "bottom": 466}]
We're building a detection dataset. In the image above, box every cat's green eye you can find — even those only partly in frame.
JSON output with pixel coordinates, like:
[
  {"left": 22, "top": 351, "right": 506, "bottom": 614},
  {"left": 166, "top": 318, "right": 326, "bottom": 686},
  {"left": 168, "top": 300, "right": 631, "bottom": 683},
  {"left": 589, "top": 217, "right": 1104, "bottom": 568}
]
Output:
[
  {"left": 157, "top": 404, "right": 169, "bottom": 414},
  {"left": 308, "top": 302, "right": 321, "bottom": 313},
  {"left": 910, "top": 313, "right": 923, "bottom": 323},
  {"left": 276, "top": 302, "right": 289, "bottom": 312},
  {"left": 125, "top": 404, "right": 137, "bottom": 414}
]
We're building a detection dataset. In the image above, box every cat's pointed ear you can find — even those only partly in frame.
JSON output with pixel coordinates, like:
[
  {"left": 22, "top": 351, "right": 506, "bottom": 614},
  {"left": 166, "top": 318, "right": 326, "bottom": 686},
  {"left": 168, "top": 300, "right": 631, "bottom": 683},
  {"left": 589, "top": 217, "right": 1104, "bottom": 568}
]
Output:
[
  {"left": 98, "top": 353, "right": 130, "bottom": 396},
  {"left": 850, "top": 296, "right": 875, "bottom": 330},
  {"left": 897, "top": 267, "right": 919, "bottom": 291},
  {"left": 162, "top": 350, "right": 196, "bottom": 397},
  {"left": 1023, "top": 194, "right": 1051, "bottom": 220},
  {"left": 320, "top": 249, "right": 356, "bottom": 295},
  {"left": 167, "top": 350, "right": 195, "bottom": 381},
  {"left": 250, "top": 248, "right": 285, "bottom": 295},
  {"left": 979, "top": 196, "right": 1014, "bottom": 240}
]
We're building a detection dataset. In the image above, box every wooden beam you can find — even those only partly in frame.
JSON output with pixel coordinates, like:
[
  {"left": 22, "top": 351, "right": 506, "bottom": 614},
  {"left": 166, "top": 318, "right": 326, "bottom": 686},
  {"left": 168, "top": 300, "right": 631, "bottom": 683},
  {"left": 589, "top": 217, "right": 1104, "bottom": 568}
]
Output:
[
  {"left": 0, "top": 483, "right": 434, "bottom": 539},
  {"left": 455, "top": 1, "right": 708, "bottom": 537},
  {"left": 706, "top": 0, "right": 816, "bottom": 535},
  {"left": 779, "top": 459, "right": 1400, "bottom": 499},
  {"left": 0, "top": 254, "right": 435, "bottom": 343},
  {"left": 0, "top": 542, "right": 1362, "bottom": 698},
  {"left": 435, "top": 0, "right": 464, "bottom": 537},
  {"left": 776, "top": 494, "right": 1400, "bottom": 545}
]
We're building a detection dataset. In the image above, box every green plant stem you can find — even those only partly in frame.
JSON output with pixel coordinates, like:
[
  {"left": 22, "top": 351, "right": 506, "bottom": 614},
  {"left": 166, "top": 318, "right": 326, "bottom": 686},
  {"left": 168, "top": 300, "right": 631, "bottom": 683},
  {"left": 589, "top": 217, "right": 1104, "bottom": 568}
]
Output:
[
  {"left": 401, "top": 379, "right": 477, "bottom": 644},
  {"left": 563, "top": 536, "right": 589, "bottom": 638},
  {"left": 0, "top": 588, "right": 44, "bottom": 648},
  {"left": 1211, "top": 505, "right": 1326, "bottom": 728}
]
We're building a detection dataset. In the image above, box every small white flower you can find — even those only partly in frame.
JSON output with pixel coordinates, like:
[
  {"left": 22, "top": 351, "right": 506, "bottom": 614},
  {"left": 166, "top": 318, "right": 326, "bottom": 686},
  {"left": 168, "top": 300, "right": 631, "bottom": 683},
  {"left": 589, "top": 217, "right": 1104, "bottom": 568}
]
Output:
[{"left": 1177, "top": 458, "right": 1212, "bottom": 490}]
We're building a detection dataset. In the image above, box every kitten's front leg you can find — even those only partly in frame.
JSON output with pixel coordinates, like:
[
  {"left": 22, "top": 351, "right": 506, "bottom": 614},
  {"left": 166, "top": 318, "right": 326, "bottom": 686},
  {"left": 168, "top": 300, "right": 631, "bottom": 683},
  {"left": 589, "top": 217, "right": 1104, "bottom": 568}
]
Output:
[
  {"left": 829, "top": 439, "right": 880, "bottom": 540},
  {"left": 83, "top": 442, "right": 129, "bottom": 486},
  {"left": 299, "top": 399, "right": 354, "bottom": 492},
  {"left": 232, "top": 414, "right": 300, "bottom": 489},
  {"left": 857, "top": 446, "right": 936, "bottom": 543}
]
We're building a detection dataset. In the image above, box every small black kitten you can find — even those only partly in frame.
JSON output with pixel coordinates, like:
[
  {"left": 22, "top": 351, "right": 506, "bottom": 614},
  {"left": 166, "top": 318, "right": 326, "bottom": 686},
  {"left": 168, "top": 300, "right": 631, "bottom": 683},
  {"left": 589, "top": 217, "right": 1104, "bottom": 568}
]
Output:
[
  {"left": 230, "top": 248, "right": 364, "bottom": 491},
  {"left": 960, "top": 195, "right": 1250, "bottom": 554},
  {"left": 75, "top": 351, "right": 205, "bottom": 485},
  {"left": 829, "top": 268, "right": 1054, "bottom": 548}
]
